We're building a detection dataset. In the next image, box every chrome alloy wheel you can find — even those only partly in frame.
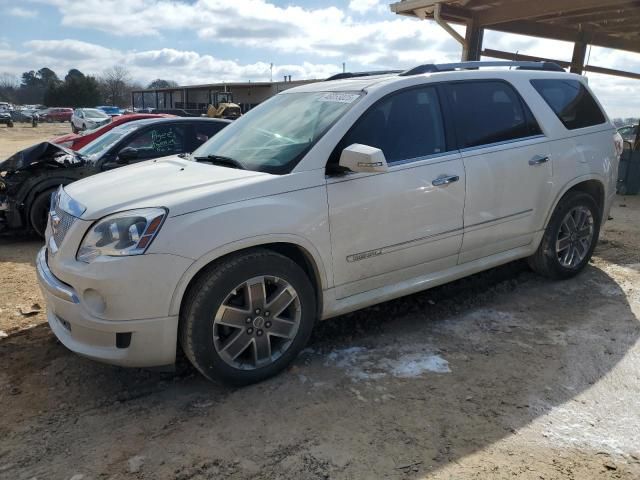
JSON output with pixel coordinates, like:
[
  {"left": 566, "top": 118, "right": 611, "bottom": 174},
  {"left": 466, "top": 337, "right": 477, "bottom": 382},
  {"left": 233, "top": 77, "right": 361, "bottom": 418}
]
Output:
[
  {"left": 213, "top": 276, "right": 301, "bottom": 370},
  {"left": 556, "top": 206, "right": 595, "bottom": 268}
]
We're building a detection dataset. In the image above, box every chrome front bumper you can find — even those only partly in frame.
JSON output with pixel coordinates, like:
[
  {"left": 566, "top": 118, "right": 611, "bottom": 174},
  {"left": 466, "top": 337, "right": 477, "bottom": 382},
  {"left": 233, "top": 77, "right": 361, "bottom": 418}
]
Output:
[{"left": 36, "top": 247, "right": 79, "bottom": 303}]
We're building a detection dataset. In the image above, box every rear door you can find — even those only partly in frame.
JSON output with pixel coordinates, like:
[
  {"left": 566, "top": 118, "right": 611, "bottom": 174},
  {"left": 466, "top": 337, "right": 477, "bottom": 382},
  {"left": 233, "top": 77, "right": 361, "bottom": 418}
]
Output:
[
  {"left": 443, "top": 80, "right": 552, "bottom": 263},
  {"left": 327, "top": 85, "right": 466, "bottom": 298}
]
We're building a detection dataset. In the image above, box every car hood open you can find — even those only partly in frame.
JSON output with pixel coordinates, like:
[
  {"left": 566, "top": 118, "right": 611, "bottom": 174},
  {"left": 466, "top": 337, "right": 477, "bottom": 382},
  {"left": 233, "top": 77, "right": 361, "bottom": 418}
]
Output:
[{"left": 64, "top": 155, "right": 281, "bottom": 219}]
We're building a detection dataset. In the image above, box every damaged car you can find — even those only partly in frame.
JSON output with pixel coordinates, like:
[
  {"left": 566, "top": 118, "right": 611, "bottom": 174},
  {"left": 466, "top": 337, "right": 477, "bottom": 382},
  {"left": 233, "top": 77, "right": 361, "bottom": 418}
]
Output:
[{"left": 0, "top": 117, "right": 230, "bottom": 236}]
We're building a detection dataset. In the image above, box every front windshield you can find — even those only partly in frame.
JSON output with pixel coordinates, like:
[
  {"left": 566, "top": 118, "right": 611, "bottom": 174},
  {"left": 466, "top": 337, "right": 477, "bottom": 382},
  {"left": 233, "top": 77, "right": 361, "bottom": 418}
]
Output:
[
  {"left": 78, "top": 123, "right": 141, "bottom": 157},
  {"left": 84, "top": 109, "right": 109, "bottom": 119},
  {"left": 193, "top": 91, "right": 361, "bottom": 173}
]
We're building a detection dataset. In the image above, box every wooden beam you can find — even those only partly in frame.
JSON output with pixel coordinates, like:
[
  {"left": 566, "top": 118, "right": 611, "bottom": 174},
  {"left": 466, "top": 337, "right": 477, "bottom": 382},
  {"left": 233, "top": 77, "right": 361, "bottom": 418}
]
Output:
[
  {"left": 463, "top": 20, "right": 485, "bottom": 61},
  {"left": 476, "top": 0, "right": 635, "bottom": 26},
  {"left": 488, "top": 20, "right": 640, "bottom": 53},
  {"left": 570, "top": 39, "right": 587, "bottom": 74},
  {"left": 481, "top": 48, "right": 571, "bottom": 67},
  {"left": 482, "top": 48, "right": 640, "bottom": 80}
]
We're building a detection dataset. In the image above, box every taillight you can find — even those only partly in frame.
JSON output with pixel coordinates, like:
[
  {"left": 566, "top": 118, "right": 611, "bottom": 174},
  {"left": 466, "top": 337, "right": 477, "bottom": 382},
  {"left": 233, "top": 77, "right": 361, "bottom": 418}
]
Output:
[{"left": 613, "top": 132, "right": 624, "bottom": 158}]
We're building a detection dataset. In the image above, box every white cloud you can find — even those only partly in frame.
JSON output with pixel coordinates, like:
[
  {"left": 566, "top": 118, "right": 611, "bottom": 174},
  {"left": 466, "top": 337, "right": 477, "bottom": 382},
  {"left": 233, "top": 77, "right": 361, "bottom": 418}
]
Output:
[
  {"left": 6, "top": 1, "right": 640, "bottom": 118},
  {"left": 32, "top": 0, "right": 460, "bottom": 66},
  {"left": 349, "top": 0, "right": 385, "bottom": 14},
  {"left": 0, "top": 40, "right": 340, "bottom": 86},
  {"left": 7, "top": 6, "right": 38, "bottom": 18}
]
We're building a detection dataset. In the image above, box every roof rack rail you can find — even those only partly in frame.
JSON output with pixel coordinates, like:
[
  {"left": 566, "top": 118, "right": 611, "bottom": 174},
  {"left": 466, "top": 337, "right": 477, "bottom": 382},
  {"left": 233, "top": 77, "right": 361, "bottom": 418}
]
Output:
[
  {"left": 325, "top": 70, "right": 403, "bottom": 81},
  {"left": 399, "top": 61, "right": 565, "bottom": 76}
]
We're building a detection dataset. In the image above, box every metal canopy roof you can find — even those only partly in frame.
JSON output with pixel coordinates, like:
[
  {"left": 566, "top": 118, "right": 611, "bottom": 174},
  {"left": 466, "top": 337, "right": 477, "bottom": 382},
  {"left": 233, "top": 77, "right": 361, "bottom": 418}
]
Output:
[{"left": 390, "top": 0, "right": 640, "bottom": 54}]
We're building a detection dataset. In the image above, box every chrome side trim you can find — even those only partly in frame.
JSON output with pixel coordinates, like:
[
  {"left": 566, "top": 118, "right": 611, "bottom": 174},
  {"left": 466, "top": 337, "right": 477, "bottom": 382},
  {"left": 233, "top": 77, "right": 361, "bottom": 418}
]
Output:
[
  {"left": 36, "top": 247, "right": 79, "bottom": 304},
  {"left": 345, "top": 209, "right": 534, "bottom": 263},
  {"left": 464, "top": 209, "right": 533, "bottom": 230},
  {"left": 347, "top": 226, "right": 463, "bottom": 262}
]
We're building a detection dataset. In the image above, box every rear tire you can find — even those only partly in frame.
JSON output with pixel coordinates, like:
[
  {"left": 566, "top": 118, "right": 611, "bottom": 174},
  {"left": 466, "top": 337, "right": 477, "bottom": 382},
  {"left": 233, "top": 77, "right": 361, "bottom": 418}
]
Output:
[
  {"left": 29, "top": 189, "right": 56, "bottom": 238},
  {"left": 179, "top": 249, "right": 316, "bottom": 386},
  {"left": 528, "top": 191, "right": 601, "bottom": 280},
  {"left": 7, "top": 120, "right": 13, "bottom": 128}
]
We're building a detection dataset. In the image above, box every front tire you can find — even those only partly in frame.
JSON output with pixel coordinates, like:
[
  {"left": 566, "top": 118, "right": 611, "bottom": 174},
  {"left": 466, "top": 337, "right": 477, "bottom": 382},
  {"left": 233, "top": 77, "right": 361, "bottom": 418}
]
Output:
[
  {"left": 29, "top": 189, "right": 56, "bottom": 238},
  {"left": 528, "top": 191, "right": 601, "bottom": 280},
  {"left": 179, "top": 249, "right": 316, "bottom": 385}
]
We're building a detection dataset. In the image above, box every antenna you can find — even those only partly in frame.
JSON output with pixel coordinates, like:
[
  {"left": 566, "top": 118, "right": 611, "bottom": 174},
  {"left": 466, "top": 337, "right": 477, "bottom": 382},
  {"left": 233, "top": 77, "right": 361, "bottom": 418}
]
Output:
[{"left": 270, "top": 63, "right": 273, "bottom": 83}]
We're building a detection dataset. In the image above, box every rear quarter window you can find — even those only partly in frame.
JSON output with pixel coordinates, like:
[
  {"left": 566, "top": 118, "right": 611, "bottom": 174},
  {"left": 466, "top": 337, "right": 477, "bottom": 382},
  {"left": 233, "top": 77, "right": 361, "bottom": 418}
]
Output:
[{"left": 530, "top": 79, "right": 606, "bottom": 130}]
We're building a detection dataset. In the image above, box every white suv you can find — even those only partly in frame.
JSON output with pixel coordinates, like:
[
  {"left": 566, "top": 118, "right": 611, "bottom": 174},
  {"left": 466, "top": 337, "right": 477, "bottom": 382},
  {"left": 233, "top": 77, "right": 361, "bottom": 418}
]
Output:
[
  {"left": 71, "top": 108, "right": 111, "bottom": 133},
  {"left": 38, "top": 62, "right": 622, "bottom": 385}
]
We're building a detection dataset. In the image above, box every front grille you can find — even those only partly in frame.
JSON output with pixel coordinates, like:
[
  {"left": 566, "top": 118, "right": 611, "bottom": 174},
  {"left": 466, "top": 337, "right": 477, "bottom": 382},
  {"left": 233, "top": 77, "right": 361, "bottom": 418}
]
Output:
[{"left": 52, "top": 203, "right": 76, "bottom": 248}]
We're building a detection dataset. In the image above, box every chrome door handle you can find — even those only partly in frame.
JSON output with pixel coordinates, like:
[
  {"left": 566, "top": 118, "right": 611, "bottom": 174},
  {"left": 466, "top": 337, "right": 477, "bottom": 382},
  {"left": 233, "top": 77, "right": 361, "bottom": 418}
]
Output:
[
  {"left": 529, "top": 155, "right": 550, "bottom": 166},
  {"left": 432, "top": 175, "right": 460, "bottom": 187}
]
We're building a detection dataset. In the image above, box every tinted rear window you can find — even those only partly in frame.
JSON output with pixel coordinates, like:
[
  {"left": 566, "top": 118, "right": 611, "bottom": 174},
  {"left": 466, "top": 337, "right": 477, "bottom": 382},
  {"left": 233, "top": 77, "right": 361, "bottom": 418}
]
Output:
[
  {"left": 531, "top": 79, "right": 606, "bottom": 130},
  {"left": 444, "top": 81, "right": 541, "bottom": 149}
]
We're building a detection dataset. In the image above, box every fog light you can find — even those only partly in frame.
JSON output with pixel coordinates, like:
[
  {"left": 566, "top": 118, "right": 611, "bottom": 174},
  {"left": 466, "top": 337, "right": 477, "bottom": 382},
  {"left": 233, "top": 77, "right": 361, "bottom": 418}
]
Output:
[{"left": 83, "top": 288, "right": 106, "bottom": 315}]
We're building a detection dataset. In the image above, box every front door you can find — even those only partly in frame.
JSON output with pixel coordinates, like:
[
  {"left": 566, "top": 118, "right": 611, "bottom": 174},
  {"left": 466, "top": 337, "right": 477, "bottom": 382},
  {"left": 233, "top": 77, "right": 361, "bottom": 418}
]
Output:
[{"left": 326, "top": 86, "right": 466, "bottom": 299}]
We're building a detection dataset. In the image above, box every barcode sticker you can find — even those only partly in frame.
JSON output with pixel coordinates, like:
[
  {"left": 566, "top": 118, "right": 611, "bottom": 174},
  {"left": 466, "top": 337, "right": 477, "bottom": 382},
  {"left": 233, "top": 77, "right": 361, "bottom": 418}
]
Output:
[{"left": 318, "top": 93, "right": 360, "bottom": 104}]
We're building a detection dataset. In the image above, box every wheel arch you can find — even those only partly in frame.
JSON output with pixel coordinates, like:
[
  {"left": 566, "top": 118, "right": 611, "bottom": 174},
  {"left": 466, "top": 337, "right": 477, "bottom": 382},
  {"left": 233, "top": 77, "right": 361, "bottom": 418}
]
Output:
[
  {"left": 544, "top": 175, "right": 606, "bottom": 229},
  {"left": 17, "top": 176, "right": 76, "bottom": 225},
  {"left": 170, "top": 236, "right": 328, "bottom": 319}
]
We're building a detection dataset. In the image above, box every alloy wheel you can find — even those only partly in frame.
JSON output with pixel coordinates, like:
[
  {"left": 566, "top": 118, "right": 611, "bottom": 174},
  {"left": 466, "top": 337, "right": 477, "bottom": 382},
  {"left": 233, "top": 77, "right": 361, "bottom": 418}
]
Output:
[
  {"left": 213, "top": 275, "right": 301, "bottom": 370},
  {"left": 556, "top": 206, "right": 595, "bottom": 268}
]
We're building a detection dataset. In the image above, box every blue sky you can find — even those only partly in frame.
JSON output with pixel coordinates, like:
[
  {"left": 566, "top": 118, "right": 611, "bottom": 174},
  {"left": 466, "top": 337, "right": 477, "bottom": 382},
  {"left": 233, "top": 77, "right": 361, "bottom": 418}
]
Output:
[{"left": 1, "top": 0, "right": 639, "bottom": 118}]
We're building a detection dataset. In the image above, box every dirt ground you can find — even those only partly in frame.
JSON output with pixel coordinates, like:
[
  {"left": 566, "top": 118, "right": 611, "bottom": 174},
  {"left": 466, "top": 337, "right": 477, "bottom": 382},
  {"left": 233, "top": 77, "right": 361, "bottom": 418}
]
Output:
[{"left": 1, "top": 124, "right": 640, "bottom": 479}]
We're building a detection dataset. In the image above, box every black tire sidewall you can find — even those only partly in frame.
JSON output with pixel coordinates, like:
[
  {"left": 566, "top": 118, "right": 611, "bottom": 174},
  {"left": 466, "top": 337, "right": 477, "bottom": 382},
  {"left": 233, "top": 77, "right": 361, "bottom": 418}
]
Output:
[
  {"left": 29, "top": 189, "right": 56, "bottom": 237},
  {"left": 542, "top": 192, "right": 601, "bottom": 279},
  {"left": 182, "top": 251, "right": 316, "bottom": 385}
]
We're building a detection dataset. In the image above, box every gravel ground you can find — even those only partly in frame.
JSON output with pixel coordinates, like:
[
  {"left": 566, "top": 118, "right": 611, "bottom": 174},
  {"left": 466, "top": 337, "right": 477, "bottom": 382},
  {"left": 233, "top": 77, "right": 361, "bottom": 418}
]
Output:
[{"left": 1, "top": 124, "right": 639, "bottom": 479}]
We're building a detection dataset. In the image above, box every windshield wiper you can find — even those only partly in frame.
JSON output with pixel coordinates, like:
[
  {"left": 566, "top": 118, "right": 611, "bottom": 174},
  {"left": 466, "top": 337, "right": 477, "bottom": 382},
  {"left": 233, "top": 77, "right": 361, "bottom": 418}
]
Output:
[{"left": 193, "top": 154, "right": 246, "bottom": 170}]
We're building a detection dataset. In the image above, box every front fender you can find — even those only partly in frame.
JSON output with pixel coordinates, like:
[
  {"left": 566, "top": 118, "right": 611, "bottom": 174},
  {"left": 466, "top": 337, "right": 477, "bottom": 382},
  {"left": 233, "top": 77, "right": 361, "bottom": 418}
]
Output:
[{"left": 168, "top": 233, "right": 328, "bottom": 317}]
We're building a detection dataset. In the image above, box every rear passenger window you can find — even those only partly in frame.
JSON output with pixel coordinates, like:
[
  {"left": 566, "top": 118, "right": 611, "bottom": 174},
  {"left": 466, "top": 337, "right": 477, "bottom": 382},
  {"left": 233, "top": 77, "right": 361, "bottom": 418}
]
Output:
[
  {"left": 337, "top": 86, "right": 446, "bottom": 163},
  {"left": 445, "top": 81, "right": 541, "bottom": 149},
  {"left": 531, "top": 79, "right": 606, "bottom": 130}
]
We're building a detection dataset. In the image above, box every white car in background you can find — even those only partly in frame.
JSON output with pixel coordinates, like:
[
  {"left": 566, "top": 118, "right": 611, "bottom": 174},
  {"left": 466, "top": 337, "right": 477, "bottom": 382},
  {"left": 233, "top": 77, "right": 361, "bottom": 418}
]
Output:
[
  {"left": 71, "top": 108, "right": 111, "bottom": 133},
  {"left": 38, "top": 61, "right": 621, "bottom": 385}
]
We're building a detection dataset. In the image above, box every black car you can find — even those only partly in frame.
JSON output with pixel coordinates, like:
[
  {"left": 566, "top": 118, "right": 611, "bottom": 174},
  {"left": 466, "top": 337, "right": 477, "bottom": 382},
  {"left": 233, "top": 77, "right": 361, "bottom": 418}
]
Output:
[
  {"left": 0, "top": 117, "right": 230, "bottom": 236},
  {"left": 0, "top": 111, "right": 13, "bottom": 128},
  {"left": 10, "top": 109, "right": 39, "bottom": 125}
]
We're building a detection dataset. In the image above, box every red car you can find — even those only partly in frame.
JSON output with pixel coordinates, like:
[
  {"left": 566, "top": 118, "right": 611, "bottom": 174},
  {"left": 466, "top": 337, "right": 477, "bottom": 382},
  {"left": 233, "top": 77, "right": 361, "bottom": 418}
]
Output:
[
  {"left": 41, "top": 107, "right": 74, "bottom": 122},
  {"left": 51, "top": 113, "right": 175, "bottom": 150}
]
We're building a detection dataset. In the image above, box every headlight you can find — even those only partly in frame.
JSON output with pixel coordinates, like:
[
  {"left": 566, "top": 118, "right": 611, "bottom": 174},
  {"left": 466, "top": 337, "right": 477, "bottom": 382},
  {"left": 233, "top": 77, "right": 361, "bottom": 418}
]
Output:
[{"left": 77, "top": 208, "right": 167, "bottom": 263}]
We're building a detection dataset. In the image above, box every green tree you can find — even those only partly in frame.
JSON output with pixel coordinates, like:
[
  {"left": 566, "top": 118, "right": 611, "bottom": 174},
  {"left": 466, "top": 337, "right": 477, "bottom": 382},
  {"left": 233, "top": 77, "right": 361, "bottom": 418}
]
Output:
[
  {"left": 45, "top": 69, "right": 101, "bottom": 107},
  {"left": 147, "top": 79, "right": 179, "bottom": 89}
]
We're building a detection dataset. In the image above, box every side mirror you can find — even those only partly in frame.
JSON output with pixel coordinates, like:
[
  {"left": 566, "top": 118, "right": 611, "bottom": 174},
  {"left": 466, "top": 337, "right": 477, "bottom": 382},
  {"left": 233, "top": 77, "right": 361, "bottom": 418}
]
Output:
[
  {"left": 117, "top": 147, "right": 138, "bottom": 163},
  {"left": 339, "top": 144, "right": 388, "bottom": 174}
]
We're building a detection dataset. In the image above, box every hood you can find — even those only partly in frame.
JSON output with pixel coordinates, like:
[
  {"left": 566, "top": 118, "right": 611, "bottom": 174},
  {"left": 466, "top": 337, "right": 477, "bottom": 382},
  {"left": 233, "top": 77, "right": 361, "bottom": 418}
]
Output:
[
  {"left": 0, "top": 142, "right": 86, "bottom": 173},
  {"left": 64, "top": 155, "right": 279, "bottom": 219}
]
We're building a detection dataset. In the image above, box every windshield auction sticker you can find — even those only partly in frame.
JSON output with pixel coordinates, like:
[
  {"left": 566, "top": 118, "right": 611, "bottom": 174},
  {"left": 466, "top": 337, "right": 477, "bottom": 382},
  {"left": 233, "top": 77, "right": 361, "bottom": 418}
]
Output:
[{"left": 318, "top": 93, "right": 360, "bottom": 103}]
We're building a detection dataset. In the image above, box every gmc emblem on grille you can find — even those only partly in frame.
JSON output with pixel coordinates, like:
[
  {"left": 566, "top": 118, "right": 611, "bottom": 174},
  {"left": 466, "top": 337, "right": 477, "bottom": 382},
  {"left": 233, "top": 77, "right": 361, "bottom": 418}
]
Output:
[{"left": 50, "top": 212, "right": 61, "bottom": 235}]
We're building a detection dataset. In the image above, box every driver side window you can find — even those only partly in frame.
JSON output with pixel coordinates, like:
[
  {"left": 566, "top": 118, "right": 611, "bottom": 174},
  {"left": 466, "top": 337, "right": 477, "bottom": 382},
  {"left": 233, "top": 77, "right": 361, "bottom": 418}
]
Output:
[
  {"left": 123, "top": 124, "right": 186, "bottom": 160},
  {"left": 333, "top": 86, "right": 447, "bottom": 165}
]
